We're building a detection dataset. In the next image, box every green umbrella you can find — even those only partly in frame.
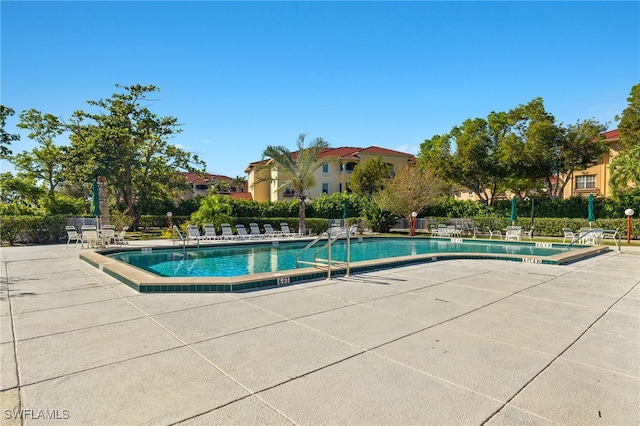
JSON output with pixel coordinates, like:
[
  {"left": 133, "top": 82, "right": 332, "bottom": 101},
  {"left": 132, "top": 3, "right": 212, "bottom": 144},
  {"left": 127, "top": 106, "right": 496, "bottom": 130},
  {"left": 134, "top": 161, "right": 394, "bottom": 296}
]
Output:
[
  {"left": 91, "top": 179, "right": 101, "bottom": 226},
  {"left": 587, "top": 193, "right": 596, "bottom": 226},
  {"left": 510, "top": 196, "right": 518, "bottom": 225}
]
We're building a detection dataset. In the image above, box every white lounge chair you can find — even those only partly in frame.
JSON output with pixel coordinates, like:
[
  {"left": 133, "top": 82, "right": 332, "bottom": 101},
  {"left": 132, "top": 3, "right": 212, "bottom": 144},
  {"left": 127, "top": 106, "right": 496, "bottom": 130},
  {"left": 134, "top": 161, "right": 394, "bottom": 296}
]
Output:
[
  {"left": 487, "top": 227, "right": 502, "bottom": 240},
  {"left": 114, "top": 227, "right": 129, "bottom": 246},
  {"left": 235, "top": 224, "right": 252, "bottom": 240},
  {"left": 101, "top": 225, "right": 117, "bottom": 246},
  {"left": 505, "top": 226, "right": 522, "bottom": 241},
  {"left": 446, "top": 225, "right": 460, "bottom": 237},
  {"left": 202, "top": 224, "right": 218, "bottom": 240},
  {"left": 80, "top": 225, "right": 102, "bottom": 248},
  {"left": 263, "top": 224, "right": 280, "bottom": 238},
  {"left": 562, "top": 227, "right": 575, "bottom": 244},
  {"left": 65, "top": 226, "right": 81, "bottom": 248},
  {"left": 221, "top": 223, "right": 236, "bottom": 240},
  {"left": 280, "top": 222, "right": 301, "bottom": 238},
  {"left": 432, "top": 224, "right": 448, "bottom": 237},
  {"left": 525, "top": 226, "right": 534, "bottom": 241},
  {"left": 187, "top": 225, "right": 202, "bottom": 242},
  {"left": 579, "top": 227, "right": 603, "bottom": 245},
  {"left": 249, "top": 223, "right": 263, "bottom": 239}
]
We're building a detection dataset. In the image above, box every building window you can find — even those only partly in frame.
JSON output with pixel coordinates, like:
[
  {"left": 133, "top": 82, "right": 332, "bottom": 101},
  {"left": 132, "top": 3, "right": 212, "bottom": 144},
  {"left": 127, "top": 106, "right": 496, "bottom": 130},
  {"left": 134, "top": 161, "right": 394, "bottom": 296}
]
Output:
[
  {"left": 322, "top": 183, "right": 330, "bottom": 194},
  {"left": 344, "top": 162, "right": 357, "bottom": 173},
  {"left": 338, "top": 183, "right": 342, "bottom": 193},
  {"left": 284, "top": 185, "right": 294, "bottom": 197},
  {"left": 322, "top": 164, "right": 329, "bottom": 174},
  {"left": 194, "top": 184, "right": 208, "bottom": 191},
  {"left": 575, "top": 175, "right": 596, "bottom": 190}
]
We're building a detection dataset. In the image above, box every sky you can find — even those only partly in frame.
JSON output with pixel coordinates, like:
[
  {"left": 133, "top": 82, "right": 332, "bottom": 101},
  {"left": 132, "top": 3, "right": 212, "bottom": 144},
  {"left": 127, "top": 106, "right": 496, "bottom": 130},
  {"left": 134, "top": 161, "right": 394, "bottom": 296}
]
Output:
[{"left": 2, "top": 1, "right": 639, "bottom": 179}]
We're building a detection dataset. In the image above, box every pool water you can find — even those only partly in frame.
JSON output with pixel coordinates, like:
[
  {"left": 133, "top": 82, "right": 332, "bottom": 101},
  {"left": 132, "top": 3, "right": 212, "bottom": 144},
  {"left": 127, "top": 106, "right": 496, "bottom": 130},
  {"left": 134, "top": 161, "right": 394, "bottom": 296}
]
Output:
[{"left": 109, "top": 238, "right": 571, "bottom": 278}]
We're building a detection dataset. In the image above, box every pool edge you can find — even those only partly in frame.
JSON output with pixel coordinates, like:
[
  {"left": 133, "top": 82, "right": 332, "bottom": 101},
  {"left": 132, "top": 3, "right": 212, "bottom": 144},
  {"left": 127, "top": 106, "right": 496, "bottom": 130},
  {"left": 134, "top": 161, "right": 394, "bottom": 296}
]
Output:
[{"left": 79, "top": 240, "right": 609, "bottom": 293}]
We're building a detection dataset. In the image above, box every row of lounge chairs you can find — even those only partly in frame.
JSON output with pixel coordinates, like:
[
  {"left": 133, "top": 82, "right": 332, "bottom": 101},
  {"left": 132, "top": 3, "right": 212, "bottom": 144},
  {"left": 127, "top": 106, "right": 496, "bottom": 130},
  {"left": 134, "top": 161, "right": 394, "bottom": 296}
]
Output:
[
  {"left": 186, "top": 222, "right": 303, "bottom": 242},
  {"left": 431, "top": 224, "right": 534, "bottom": 241},
  {"left": 562, "top": 227, "right": 619, "bottom": 245},
  {"left": 66, "top": 225, "right": 128, "bottom": 248}
]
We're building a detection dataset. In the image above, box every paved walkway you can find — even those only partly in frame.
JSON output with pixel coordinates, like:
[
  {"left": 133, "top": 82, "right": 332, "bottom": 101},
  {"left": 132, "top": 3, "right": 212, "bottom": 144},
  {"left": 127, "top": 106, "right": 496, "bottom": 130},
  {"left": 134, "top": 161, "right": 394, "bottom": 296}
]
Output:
[{"left": 1, "top": 242, "right": 639, "bottom": 425}]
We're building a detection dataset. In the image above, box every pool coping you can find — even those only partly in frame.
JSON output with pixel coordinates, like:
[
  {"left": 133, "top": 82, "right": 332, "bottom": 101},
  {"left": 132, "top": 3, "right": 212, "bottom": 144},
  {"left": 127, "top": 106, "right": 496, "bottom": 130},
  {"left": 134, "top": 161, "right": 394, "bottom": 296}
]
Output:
[{"left": 79, "top": 237, "right": 610, "bottom": 293}]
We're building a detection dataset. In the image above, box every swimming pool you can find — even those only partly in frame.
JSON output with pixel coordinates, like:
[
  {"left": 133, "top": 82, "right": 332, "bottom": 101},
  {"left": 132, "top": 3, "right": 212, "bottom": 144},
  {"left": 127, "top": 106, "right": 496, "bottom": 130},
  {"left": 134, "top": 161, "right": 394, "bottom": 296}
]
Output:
[
  {"left": 81, "top": 236, "right": 609, "bottom": 293},
  {"left": 110, "top": 238, "right": 574, "bottom": 278}
]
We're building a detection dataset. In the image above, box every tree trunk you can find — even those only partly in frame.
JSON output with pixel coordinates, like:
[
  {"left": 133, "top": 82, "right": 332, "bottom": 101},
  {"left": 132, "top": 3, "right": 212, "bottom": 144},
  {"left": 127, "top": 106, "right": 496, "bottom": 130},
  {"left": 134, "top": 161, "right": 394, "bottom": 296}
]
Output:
[
  {"left": 97, "top": 176, "right": 111, "bottom": 226},
  {"left": 298, "top": 197, "right": 306, "bottom": 236}
]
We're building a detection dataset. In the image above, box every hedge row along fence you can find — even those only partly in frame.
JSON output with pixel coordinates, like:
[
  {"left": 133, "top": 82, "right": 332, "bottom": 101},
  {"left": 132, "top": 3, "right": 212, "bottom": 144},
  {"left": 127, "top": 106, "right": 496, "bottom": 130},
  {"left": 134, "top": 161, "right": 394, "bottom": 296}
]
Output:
[{"left": 1, "top": 215, "right": 637, "bottom": 246}]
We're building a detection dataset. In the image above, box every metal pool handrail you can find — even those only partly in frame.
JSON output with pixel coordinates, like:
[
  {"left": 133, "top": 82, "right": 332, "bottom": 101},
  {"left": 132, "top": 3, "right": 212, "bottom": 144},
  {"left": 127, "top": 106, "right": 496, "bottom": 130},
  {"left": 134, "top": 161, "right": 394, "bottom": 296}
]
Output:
[
  {"left": 296, "top": 234, "right": 325, "bottom": 267},
  {"left": 296, "top": 230, "right": 351, "bottom": 279},
  {"left": 173, "top": 225, "right": 189, "bottom": 254}
]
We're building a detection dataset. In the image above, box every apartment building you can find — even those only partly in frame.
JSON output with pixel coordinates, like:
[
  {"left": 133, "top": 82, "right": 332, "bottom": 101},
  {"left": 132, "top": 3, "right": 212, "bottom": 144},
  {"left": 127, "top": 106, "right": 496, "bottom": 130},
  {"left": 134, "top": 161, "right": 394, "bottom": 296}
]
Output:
[
  {"left": 562, "top": 129, "right": 623, "bottom": 199},
  {"left": 245, "top": 146, "right": 416, "bottom": 202},
  {"left": 179, "top": 172, "right": 249, "bottom": 200}
]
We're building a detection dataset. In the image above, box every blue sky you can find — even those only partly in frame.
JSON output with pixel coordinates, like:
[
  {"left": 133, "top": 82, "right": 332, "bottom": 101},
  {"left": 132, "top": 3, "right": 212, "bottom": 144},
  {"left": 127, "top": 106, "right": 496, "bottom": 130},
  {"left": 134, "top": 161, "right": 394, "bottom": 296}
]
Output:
[{"left": 2, "top": 1, "right": 639, "bottom": 179}]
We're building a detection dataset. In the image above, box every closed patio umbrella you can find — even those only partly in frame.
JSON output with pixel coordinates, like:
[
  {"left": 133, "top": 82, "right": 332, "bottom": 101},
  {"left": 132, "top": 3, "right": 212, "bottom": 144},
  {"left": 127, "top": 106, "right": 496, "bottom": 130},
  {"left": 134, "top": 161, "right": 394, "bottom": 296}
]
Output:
[
  {"left": 91, "top": 179, "right": 101, "bottom": 229},
  {"left": 587, "top": 193, "right": 596, "bottom": 226},
  {"left": 510, "top": 196, "right": 518, "bottom": 225}
]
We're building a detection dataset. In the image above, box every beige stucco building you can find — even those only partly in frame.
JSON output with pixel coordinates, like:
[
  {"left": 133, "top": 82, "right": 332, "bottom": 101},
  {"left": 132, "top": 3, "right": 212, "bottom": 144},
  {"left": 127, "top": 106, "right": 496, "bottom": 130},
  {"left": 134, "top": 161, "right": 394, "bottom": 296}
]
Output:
[
  {"left": 245, "top": 146, "right": 416, "bottom": 202},
  {"left": 179, "top": 172, "right": 250, "bottom": 200},
  {"left": 561, "top": 129, "right": 623, "bottom": 199}
]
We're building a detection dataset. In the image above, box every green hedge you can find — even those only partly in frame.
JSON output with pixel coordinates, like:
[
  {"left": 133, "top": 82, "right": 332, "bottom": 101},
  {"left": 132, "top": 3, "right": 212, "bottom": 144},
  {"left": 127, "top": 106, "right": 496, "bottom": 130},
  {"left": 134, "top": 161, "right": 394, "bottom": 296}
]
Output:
[
  {"left": 139, "top": 215, "right": 190, "bottom": 230},
  {"left": 0, "top": 215, "right": 67, "bottom": 246}
]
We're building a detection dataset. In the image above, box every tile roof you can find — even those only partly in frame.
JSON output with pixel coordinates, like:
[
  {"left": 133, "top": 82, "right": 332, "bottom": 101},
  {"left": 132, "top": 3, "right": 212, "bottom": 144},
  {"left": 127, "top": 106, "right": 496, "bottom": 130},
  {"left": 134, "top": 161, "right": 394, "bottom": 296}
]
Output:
[
  {"left": 180, "top": 172, "right": 233, "bottom": 184},
  {"left": 262, "top": 145, "right": 416, "bottom": 163},
  {"left": 602, "top": 129, "right": 619, "bottom": 140},
  {"left": 230, "top": 192, "right": 253, "bottom": 200}
]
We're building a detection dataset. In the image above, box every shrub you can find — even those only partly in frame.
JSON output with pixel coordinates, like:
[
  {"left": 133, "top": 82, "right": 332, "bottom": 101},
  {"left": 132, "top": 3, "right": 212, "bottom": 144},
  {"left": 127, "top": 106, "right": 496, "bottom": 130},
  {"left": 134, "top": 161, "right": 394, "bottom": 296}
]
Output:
[{"left": 0, "top": 215, "right": 67, "bottom": 245}]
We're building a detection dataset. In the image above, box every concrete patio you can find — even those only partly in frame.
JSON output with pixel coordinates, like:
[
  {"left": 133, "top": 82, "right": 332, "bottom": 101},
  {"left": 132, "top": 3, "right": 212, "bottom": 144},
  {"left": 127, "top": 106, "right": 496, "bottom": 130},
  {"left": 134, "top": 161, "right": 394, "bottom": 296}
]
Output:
[{"left": 1, "top": 241, "right": 639, "bottom": 425}]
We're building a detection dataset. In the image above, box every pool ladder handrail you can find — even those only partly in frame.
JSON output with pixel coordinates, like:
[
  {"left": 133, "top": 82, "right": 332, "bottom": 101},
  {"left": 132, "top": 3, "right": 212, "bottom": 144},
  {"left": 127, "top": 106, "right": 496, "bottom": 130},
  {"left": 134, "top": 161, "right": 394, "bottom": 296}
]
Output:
[
  {"left": 296, "top": 229, "right": 351, "bottom": 279},
  {"left": 172, "top": 225, "right": 190, "bottom": 254}
]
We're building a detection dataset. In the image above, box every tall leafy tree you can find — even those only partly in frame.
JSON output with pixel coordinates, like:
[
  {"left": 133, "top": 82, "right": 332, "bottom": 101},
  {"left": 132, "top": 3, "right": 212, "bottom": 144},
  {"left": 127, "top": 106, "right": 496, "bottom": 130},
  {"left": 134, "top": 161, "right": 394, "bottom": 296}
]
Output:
[
  {"left": 0, "top": 105, "right": 20, "bottom": 158},
  {"left": 261, "top": 133, "right": 333, "bottom": 235},
  {"left": 610, "top": 83, "right": 640, "bottom": 194},
  {"left": 14, "top": 109, "right": 67, "bottom": 195},
  {"left": 507, "top": 99, "right": 607, "bottom": 199},
  {"left": 0, "top": 172, "right": 44, "bottom": 207},
  {"left": 348, "top": 156, "right": 392, "bottom": 197},
  {"left": 67, "top": 84, "right": 205, "bottom": 229},
  {"left": 419, "top": 117, "right": 509, "bottom": 205},
  {"left": 420, "top": 98, "right": 609, "bottom": 202},
  {"left": 375, "top": 166, "right": 446, "bottom": 225}
]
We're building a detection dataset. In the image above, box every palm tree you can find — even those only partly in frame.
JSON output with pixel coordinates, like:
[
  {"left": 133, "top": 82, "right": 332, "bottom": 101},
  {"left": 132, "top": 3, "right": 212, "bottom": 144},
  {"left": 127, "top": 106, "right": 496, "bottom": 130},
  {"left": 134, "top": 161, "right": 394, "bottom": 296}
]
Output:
[
  {"left": 232, "top": 175, "right": 247, "bottom": 192},
  {"left": 190, "top": 195, "right": 232, "bottom": 230},
  {"left": 261, "top": 133, "right": 333, "bottom": 235}
]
